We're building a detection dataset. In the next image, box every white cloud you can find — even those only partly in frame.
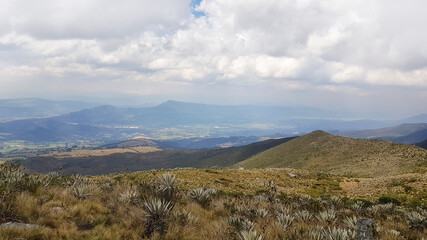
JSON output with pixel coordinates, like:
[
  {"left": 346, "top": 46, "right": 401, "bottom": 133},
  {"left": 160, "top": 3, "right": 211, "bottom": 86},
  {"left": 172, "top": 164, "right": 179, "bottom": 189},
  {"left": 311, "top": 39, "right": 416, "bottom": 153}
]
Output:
[
  {"left": 0, "top": 0, "right": 191, "bottom": 39},
  {"left": 366, "top": 68, "right": 427, "bottom": 86},
  {"left": 0, "top": 0, "right": 426, "bottom": 114}
]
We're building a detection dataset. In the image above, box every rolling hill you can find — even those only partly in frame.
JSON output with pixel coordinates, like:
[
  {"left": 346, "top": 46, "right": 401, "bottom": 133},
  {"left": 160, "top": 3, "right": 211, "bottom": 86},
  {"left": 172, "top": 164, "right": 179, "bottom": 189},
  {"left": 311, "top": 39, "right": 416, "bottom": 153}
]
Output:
[
  {"left": 388, "top": 128, "right": 427, "bottom": 144},
  {"left": 18, "top": 137, "right": 296, "bottom": 175},
  {"left": 99, "top": 138, "right": 158, "bottom": 149},
  {"left": 236, "top": 131, "right": 427, "bottom": 177},
  {"left": 100, "top": 136, "right": 264, "bottom": 149},
  {"left": 397, "top": 113, "right": 427, "bottom": 124}
]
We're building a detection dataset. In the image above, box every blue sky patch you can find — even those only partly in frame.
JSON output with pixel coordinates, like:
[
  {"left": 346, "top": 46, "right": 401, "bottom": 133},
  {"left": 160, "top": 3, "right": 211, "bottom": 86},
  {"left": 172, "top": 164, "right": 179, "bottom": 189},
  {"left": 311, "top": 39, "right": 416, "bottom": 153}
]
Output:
[{"left": 191, "top": 0, "right": 205, "bottom": 18}]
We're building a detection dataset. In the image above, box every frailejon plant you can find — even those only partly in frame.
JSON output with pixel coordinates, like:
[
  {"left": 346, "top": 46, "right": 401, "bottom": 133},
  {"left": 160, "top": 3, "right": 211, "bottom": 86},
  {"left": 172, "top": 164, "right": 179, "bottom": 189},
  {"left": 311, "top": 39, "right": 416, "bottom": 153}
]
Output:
[
  {"left": 367, "top": 205, "right": 381, "bottom": 215},
  {"left": 188, "top": 188, "right": 216, "bottom": 208},
  {"left": 238, "top": 230, "right": 263, "bottom": 240},
  {"left": 405, "top": 211, "right": 426, "bottom": 232},
  {"left": 349, "top": 201, "right": 365, "bottom": 214},
  {"left": 228, "top": 216, "right": 254, "bottom": 232},
  {"left": 234, "top": 205, "right": 249, "bottom": 216},
  {"left": 156, "top": 173, "right": 178, "bottom": 201},
  {"left": 323, "top": 227, "right": 349, "bottom": 240},
  {"left": 172, "top": 209, "right": 199, "bottom": 226},
  {"left": 69, "top": 181, "right": 95, "bottom": 199},
  {"left": 276, "top": 213, "right": 294, "bottom": 230},
  {"left": 305, "top": 226, "right": 324, "bottom": 240},
  {"left": 118, "top": 187, "right": 140, "bottom": 205},
  {"left": 255, "top": 208, "right": 268, "bottom": 218},
  {"left": 384, "top": 229, "right": 401, "bottom": 237},
  {"left": 65, "top": 174, "right": 84, "bottom": 186},
  {"left": 316, "top": 209, "right": 336, "bottom": 223},
  {"left": 295, "top": 209, "right": 313, "bottom": 221},
  {"left": 2, "top": 168, "right": 25, "bottom": 187},
  {"left": 275, "top": 205, "right": 292, "bottom": 215},
  {"left": 322, "top": 195, "right": 343, "bottom": 210},
  {"left": 378, "top": 203, "right": 395, "bottom": 213},
  {"left": 142, "top": 198, "right": 173, "bottom": 237},
  {"left": 342, "top": 215, "right": 358, "bottom": 230}
]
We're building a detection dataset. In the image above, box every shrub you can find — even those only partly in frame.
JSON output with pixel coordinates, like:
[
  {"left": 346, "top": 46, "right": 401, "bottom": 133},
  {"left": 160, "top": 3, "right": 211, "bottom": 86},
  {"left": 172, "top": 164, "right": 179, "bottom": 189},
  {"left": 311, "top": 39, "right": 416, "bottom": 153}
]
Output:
[
  {"left": 346, "top": 199, "right": 373, "bottom": 208},
  {"left": 138, "top": 180, "right": 157, "bottom": 200},
  {"left": 378, "top": 196, "right": 401, "bottom": 205}
]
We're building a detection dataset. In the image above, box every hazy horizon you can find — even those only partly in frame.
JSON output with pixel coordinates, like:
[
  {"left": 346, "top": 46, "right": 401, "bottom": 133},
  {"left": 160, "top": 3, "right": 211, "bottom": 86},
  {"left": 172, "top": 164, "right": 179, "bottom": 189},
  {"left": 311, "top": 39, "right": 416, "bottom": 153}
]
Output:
[{"left": 1, "top": 0, "right": 427, "bottom": 117}]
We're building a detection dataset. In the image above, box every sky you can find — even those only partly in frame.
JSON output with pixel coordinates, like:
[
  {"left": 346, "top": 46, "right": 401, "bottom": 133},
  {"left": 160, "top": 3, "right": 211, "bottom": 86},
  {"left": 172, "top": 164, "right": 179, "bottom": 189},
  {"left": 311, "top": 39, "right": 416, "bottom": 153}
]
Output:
[{"left": 0, "top": 0, "right": 426, "bottom": 117}]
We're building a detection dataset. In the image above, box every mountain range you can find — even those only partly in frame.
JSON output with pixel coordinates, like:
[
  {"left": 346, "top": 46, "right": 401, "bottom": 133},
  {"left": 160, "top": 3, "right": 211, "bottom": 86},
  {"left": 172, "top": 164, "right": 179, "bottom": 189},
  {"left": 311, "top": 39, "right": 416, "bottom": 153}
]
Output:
[
  {"left": 0, "top": 98, "right": 97, "bottom": 122},
  {"left": 2, "top": 99, "right": 424, "bottom": 144}
]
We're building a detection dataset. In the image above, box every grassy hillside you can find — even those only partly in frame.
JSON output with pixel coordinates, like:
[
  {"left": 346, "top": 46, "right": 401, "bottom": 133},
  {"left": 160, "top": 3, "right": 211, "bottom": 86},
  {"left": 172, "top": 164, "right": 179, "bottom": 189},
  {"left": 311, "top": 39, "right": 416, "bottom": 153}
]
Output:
[
  {"left": 19, "top": 137, "right": 295, "bottom": 175},
  {"left": 1, "top": 163, "right": 426, "bottom": 240},
  {"left": 237, "top": 131, "right": 427, "bottom": 177}
]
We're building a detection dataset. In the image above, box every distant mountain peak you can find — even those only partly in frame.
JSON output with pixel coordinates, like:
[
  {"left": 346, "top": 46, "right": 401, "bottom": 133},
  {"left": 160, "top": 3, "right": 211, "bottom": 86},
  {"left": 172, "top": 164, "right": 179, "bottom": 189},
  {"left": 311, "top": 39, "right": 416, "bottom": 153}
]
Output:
[
  {"left": 159, "top": 100, "right": 204, "bottom": 106},
  {"left": 92, "top": 105, "right": 117, "bottom": 110},
  {"left": 303, "top": 130, "right": 333, "bottom": 139},
  {"left": 309, "top": 130, "right": 330, "bottom": 135}
]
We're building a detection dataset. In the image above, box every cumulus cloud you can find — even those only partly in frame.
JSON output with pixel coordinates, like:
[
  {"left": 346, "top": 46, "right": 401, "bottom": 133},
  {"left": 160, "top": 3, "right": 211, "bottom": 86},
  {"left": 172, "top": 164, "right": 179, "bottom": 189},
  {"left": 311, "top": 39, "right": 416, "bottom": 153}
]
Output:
[
  {"left": 0, "top": 0, "right": 191, "bottom": 38},
  {"left": 0, "top": 0, "right": 426, "bottom": 115}
]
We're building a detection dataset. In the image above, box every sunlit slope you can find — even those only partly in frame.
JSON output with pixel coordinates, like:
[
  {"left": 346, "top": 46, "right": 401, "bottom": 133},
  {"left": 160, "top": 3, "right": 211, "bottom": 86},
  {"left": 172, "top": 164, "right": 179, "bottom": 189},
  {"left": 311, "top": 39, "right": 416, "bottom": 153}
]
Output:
[{"left": 236, "top": 131, "right": 427, "bottom": 177}]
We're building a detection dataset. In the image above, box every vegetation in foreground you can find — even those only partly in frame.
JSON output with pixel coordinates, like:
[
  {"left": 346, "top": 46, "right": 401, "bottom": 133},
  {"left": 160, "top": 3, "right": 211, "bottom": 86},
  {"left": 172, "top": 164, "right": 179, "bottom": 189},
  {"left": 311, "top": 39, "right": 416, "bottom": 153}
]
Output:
[{"left": 0, "top": 163, "right": 426, "bottom": 240}]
